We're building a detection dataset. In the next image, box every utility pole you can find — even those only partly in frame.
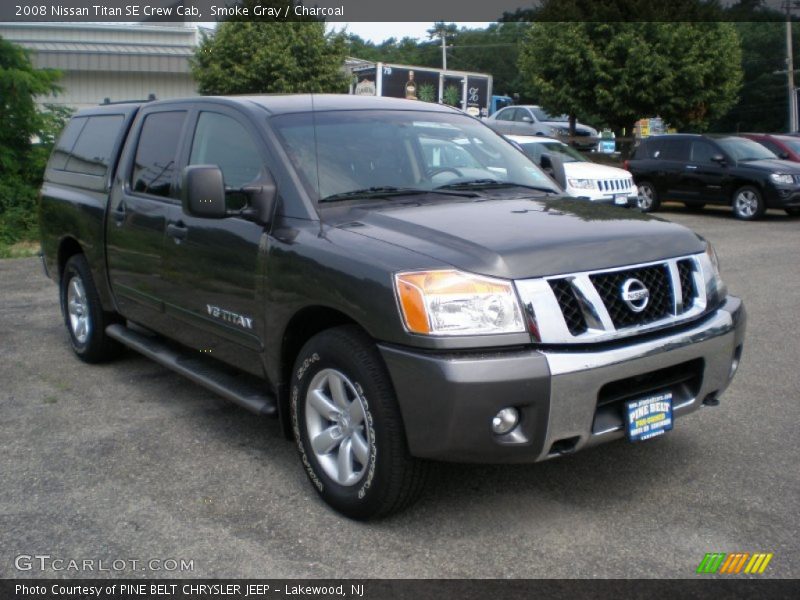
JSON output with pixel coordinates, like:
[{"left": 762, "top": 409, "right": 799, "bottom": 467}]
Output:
[
  {"left": 441, "top": 34, "right": 447, "bottom": 71},
  {"left": 786, "top": 1, "right": 798, "bottom": 132}
]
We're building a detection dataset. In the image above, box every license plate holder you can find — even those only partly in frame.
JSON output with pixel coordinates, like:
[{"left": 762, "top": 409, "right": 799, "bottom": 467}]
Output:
[{"left": 625, "top": 391, "right": 674, "bottom": 442}]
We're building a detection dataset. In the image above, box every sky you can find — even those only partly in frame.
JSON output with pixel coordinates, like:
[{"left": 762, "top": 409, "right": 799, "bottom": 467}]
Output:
[{"left": 327, "top": 22, "right": 494, "bottom": 43}]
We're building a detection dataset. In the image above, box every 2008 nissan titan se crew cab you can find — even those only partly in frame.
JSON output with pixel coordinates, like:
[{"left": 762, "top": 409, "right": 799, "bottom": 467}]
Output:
[{"left": 40, "top": 95, "right": 746, "bottom": 519}]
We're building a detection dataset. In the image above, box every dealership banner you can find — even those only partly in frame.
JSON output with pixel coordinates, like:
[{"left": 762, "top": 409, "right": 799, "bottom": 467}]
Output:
[
  {"left": 1, "top": 0, "right": 794, "bottom": 22},
  {"left": 2, "top": 579, "right": 800, "bottom": 600}
]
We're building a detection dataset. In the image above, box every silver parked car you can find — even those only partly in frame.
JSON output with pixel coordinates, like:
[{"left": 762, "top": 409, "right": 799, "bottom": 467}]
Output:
[{"left": 487, "top": 105, "right": 599, "bottom": 150}]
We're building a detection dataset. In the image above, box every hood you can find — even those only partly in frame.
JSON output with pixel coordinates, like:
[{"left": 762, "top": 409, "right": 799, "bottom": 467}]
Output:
[
  {"left": 542, "top": 121, "right": 596, "bottom": 136},
  {"left": 563, "top": 161, "right": 633, "bottom": 180},
  {"left": 330, "top": 196, "right": 704, "bottom": 280},
  {"left": 739, "top": 158, "right": 800, "bottom": 173}
]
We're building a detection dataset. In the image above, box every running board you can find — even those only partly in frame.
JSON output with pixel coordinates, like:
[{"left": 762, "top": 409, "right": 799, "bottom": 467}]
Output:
[{"left": 106, "top": 324, "right": 277, "bottom": 416}]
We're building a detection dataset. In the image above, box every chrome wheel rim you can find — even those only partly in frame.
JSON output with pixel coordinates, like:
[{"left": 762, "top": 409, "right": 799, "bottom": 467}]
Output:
[
  {"left": 67, "top": 276, "right": 90, "bottom": 344},
  {"left": 305, "top": 368, "right": 371, "bottom": 486},
  {"left": 735, "top": 190, "right": 758, "bottom": 217},
  {"left": 637, "top": 185, "right": 654, "bottom": 210}
]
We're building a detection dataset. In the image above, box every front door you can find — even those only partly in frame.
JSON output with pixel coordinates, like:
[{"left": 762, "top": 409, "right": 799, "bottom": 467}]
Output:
[
  {"left": 679, "top": 140, "right": 727, "bottom": 204},
  {"left": 160, "top": 107, "right": 269, "bottom": 376}
]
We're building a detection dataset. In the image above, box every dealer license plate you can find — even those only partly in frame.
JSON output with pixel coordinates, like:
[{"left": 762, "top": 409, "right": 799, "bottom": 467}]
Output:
[
  {"left": 625, "top": 391, "right": 673, "bottom": 442},
  {"left": 614, "top": 194, "right": 629, "bottom": 205}
]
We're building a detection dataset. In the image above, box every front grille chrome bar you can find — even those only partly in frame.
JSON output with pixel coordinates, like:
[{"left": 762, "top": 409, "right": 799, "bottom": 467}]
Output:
[{"left": 515, "top": 252, "right": 716, "bottom": 344}]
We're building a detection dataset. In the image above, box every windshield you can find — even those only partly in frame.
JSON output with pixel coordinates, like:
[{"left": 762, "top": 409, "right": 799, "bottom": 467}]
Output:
[
  {"left": 271, "top": 109, "right": 558, "bottom": 202},
  {"left": 519, "top": 141, "right": 586, "bottom": 164},
  {"left": 716, "top": 137, "right": 777, "bottom": 162}
]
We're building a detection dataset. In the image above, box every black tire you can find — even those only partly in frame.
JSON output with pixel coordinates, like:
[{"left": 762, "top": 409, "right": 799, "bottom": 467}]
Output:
[
  {"left": 290, "top": 325, "right": 428, "bottom": 520},
  {"left": 683, "top": 202, "right": 706, "bottom": 211},
  {"left": 636, "top": 181, "right": 660, "bottom": 212},
  {"left": 731, "top": 185, "right": 765, "bottom": 220},
  {"left": 785, "top": 207, "right": 800, "bottom": 217},
  {"left": 60, "top": 254, "right": 123, "bottom": 363}
]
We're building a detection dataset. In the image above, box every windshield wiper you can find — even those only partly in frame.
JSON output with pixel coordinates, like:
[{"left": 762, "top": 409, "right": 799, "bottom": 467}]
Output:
[
  {"left": 319, "top": 186, "right": 478, "bottom": 203},
  {"left": 435, "top": 180, "right": 559, "bottom": 194}
]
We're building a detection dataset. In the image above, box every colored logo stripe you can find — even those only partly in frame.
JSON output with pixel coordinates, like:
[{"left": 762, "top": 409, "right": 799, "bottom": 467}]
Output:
[
  {"left": 745, "top": 553, "right": 773, "bottom": 574},
  {"left": 696, "top": 552, "right": 773, "bottom": 574}
]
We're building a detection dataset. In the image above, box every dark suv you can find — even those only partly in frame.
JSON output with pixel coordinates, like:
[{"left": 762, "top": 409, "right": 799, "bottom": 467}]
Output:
[{"left": 626, "top": 134, "right": 800, "bottom": 219}]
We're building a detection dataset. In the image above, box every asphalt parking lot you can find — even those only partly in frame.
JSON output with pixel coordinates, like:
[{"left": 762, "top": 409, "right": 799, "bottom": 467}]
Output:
[{"left": 1, "top": 203, "right": 798, "bottom": 579}]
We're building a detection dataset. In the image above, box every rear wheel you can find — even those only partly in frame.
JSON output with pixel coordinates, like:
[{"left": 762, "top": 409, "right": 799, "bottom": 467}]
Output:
[
  {"left": 732, "top": 186, "right": 765, "bottom": 220},
  {"left": 637, "top": 181, "right": 660, "bottom": 212},
  {"left": 60, "top": 254, "right": 122, "bottom": 363},
  {"left": 290, "top": 325, "right": 428, "bottom": 520}
]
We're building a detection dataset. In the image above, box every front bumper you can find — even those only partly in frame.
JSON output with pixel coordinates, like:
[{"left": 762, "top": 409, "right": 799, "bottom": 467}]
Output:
[{"left": 380, "top": 296, "right": 745, "bottom": 463}]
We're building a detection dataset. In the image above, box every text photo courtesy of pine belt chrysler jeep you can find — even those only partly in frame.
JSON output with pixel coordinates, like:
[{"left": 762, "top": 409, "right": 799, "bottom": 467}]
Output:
[{"left": 39, "top": 95, "right": 746, "bottom": 519}]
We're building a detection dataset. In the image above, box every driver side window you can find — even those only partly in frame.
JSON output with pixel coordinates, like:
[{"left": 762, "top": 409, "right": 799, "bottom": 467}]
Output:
[{"left": 189, "top": 112, "right": 263, "bottom": 190}]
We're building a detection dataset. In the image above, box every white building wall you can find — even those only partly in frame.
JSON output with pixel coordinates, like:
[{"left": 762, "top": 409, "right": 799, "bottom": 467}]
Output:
[{"left": 0, "top": 23, "right": 199, "bottom": 110}]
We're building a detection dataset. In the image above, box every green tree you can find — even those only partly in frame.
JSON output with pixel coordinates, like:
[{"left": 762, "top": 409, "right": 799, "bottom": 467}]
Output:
[
  {"left": 518, "top": 22, "right": 742, "bottom": 135},
  {"left": 0, "top": 37, "right": 62, "bottom": 246},
  {"left": 192, "top": 22, "right": 348, "bottom": 95}
]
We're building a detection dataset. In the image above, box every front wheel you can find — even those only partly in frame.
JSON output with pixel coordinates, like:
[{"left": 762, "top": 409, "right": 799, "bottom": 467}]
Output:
[
  {"left": 637, "top": 181, "right": 660, "bottom": 212},
  {"left": 290, "top": 326, "right": 428, "bottom": 520},
  {"left": 732, "top": 186, "right": 765, "bottom": 220}
]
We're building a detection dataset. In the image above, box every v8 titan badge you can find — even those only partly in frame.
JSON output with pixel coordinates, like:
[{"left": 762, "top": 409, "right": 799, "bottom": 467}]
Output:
[{"left": 625, "top": 391, "right": 674, "bottom": 441}]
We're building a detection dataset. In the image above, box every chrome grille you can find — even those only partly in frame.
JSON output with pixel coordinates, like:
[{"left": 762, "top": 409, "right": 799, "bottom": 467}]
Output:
[
  {"left": 598, "top": 179, "right": 633, "bottom": 192},
  {"left": 589, "top": 264, "right": 672, "bottom": 328},
  {"left": 549, "top": 279, "right": 588, "bottom": 336},
  {"left": 677, "top": 259, "right": 696, "bottom": 311},
  {"left": 514, "top": 253, "right": 714, "bottom": 344}
]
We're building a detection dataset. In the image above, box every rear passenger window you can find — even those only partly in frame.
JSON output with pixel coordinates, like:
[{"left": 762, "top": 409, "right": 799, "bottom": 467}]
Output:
[
  {"left": 64, "top": 115, "right": 124, "bottom": 176},
  {"left": 495, "top": 108, "right": 515, "bottom": 121},
  {"left": 131, "top": 111, "right": 187, "bottom": 198},
  {"left": 49, "top": 117, "right": 87, "bottom": 170}
]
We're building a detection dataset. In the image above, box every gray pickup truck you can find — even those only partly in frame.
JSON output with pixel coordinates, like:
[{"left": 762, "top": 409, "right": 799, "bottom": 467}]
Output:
[{"left": 39, "top": 95, "right": 745, "bottom": 519}]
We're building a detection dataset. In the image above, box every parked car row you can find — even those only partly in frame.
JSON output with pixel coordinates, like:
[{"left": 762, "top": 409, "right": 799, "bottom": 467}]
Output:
[{"left": 625, "top": 133, "right": 800, "bottom": 220}]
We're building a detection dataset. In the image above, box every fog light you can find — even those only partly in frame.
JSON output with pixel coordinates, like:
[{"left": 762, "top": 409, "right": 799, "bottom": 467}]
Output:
[{"left": 492, "top": 407, "right": 519, "bottom": 435}]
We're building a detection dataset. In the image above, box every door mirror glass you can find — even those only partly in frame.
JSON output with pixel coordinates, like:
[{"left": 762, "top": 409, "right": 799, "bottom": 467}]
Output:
[{"left": 182, "top": 165, "right": 226, "bottom": 218}]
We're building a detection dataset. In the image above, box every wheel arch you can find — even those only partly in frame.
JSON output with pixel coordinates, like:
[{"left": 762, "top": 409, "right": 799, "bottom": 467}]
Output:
[
  {"left": 277, "top": 305, "right": 365, "bottom": 438},
  {"left": 57, "top": 236, "right": 84, "bottom": 282}
]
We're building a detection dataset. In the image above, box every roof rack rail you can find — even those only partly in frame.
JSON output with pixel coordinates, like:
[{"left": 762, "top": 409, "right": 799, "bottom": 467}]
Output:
[{"left": 100, "top": 93, "right": 157, "bottom": 105}]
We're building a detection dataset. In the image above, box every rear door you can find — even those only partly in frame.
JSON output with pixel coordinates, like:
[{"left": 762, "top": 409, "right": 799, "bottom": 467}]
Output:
[
  {"left": 106, "top": 107, "right": 189, "bottom": 330},
  {"left": 655, "top": 138, "right": 690, "bottom": 200},
  {"left": 160, "top": 105, "right": 269, "bottom": 375},
  {"left": 679, "top": 139, "right": 727, "bottom": 204}
]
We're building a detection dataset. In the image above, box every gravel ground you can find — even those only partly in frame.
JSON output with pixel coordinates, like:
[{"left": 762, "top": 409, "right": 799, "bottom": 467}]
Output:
[{"left": 0, "top": 204, "right": 798, "bottom": 579}]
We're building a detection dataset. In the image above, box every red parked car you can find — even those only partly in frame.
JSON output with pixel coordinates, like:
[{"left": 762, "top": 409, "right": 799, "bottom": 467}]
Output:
[{"left": 741, "top": 133, "right": 800, "bottom": 162}]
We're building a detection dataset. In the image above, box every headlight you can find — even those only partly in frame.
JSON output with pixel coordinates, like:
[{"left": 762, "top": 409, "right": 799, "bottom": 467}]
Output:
[
  {"left": 567, "top": 178, "right": 595, "bottom": 190},
  {"left": 705, "top": 242, "right": 727, "bottom": 300},
  {"left": 770, "top": 173, "right": 794, "bottom": 185},
  {"left": 394, "top": 270, "right": 525, "bottom": 336}
]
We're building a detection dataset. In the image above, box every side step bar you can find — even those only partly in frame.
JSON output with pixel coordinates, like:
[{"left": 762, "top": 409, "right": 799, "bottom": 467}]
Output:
[{"left": 106, "top": 324, "right": 277, "bottom": 416}]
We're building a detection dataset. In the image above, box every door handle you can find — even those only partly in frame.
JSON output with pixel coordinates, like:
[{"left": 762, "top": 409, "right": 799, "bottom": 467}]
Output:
[
  {"left": 686, "top": 165, "right": 698, "bottom": 169},
  {"left": 167, "top": 222, "right": 188, "bottom": 241},
  {"left": 113, "top": 202, "right": 126, "bottom": 226}
]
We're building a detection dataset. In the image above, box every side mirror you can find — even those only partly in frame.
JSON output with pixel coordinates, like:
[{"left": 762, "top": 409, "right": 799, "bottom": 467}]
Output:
[
  {"left": 521, "top": 116, "right": 533, "bottom": 123},
  {"left": 240, "top": 172, "right": 277, "bottom": 225},
  {"left": 711, "top": 154, "right": 726, "bottom": 164},
  {"left": 182, "top": 165, "right": 226, "bottom": 218},
  {"left": 779, "top": 151, "right": 790, "bottom": 160}
]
